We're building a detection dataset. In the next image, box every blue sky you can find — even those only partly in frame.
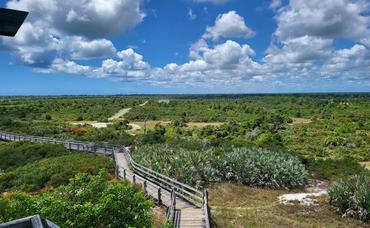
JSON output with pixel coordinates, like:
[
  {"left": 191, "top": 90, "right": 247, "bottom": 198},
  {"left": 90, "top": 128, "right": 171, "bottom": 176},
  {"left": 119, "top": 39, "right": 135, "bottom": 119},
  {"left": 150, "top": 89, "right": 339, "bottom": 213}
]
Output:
[{"left": 0, "top": 0, "right": 369, "bottom": 95}]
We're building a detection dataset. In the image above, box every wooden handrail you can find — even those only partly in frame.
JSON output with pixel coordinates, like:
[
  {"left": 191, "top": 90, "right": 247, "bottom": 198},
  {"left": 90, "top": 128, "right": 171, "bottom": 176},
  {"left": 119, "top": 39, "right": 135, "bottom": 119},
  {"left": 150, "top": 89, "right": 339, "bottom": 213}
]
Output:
[{"left": 122, "top": 148, "right": 203, "bottom": 206}]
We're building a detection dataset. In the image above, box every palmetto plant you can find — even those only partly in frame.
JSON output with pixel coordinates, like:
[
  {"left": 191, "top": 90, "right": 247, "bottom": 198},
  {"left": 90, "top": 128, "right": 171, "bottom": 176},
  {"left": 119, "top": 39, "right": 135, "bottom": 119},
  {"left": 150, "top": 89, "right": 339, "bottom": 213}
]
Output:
[
  {"left": 133, "top": 144, "right": 308, "bottom": 189},
  {"left": 328, "top": 175, "right": 370, "bottom": 222}
]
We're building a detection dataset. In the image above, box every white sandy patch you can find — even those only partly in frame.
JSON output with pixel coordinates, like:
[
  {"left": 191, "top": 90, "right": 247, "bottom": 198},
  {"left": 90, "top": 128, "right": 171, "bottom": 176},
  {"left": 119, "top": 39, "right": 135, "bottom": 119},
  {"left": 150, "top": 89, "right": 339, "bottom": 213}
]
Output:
[
  {"left": 90, "top": 122, "right": 111, "bottom": 128},
  {"left": 72, "top": 121, "right": 111, "bottom": 129},
  {"left": 108, "top": 108, "right": 132, "bottom": 121},
  {"left": 129, "top": 123, "right": 141, "bottom": 131},
  {"left": 278, "top": 191, "right": 327, "bottom": 206}
]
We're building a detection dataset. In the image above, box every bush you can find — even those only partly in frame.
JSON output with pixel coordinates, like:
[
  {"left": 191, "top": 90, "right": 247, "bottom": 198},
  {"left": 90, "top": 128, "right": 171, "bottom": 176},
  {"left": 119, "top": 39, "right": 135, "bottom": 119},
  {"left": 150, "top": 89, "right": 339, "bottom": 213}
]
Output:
[
  {"left": 217, "top": 148, "right": 308, "bottom": 189},
  {"left": 0, "top": 142, "right": 68, "bottom": 171},
  {"left": 328, "top": 175, "right": 370, "bottom": 222},
  {"left": 0, "top": 170, "right": 154, "bottom": 227},
  {"left": 307, "top": 158, "right": 368, "bottom": 180},
  {"left": 0, "top": 153, "right": 113, "bottom": 192},
  {"left": 133, "top": 144, "right": 308, "bottom": 189}
]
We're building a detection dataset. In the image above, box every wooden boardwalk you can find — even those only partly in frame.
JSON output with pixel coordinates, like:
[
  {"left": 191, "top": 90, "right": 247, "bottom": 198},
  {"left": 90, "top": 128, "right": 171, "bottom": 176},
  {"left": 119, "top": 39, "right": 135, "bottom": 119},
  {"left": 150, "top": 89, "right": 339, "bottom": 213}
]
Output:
[{"left": 0, "top": 131, "right": 211, "bottom": 228}]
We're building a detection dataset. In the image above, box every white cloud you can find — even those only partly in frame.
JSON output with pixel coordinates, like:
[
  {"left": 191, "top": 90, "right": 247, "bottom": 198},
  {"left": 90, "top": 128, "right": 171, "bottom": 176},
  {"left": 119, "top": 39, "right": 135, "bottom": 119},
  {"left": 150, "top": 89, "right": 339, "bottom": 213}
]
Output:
[
  {"left": 203, "top": 11, "right": 255, "bottom": 40},
  {"left": 67, "top": 37, "right": 116, "bottom": 60},
  {"left": 274, "top": 0, "right": 370, "bottom": 43},
  {"left": 7, "top": 0, "right": 145, "bottom": 38},
  {"left": 264, "top": 36, "right": 332, "bottom": 64},
  {"left": 2, "top": 0, "right": 370, "bottom": 89},
  {"left": 188, "top": 8, "right": 197, "bottom": 20},
  {"left": 2, "top": 0, "right": 144, "bottom": 68},
  {"left": 322, "top": 44, "right": 370, "bottom": 80},
  {"left": 270, "top": 0, "right": 282, "bottom": 10}
]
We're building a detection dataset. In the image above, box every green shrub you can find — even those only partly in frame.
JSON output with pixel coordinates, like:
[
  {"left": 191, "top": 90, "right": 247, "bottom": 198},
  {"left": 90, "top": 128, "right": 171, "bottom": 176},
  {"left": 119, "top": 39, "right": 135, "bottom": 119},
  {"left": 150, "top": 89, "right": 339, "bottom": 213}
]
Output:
[
  {"left": 0, "top": 170, "right": 154, "bottom": 227},
  {"left": 0, "top": 154, "right": 113, "bottom": 192},
  {"left": 328, "top": 175, "right": 370, "bottom": 222},
  {"left": 216, "top": 148, "right": 308, "bottom": 189},
  {"left": 307, "top": 158, "right": 369, "bottom": 180},
  {"left": 0, "top": 142, "right": 68, "bottom": 171}
]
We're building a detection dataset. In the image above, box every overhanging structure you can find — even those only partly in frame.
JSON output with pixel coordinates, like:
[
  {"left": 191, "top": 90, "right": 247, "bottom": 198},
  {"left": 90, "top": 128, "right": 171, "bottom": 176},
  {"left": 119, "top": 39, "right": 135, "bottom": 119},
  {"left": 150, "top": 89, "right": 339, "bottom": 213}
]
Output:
[{"left": 0, "top": 8, "right": 28, "bottom": 37}]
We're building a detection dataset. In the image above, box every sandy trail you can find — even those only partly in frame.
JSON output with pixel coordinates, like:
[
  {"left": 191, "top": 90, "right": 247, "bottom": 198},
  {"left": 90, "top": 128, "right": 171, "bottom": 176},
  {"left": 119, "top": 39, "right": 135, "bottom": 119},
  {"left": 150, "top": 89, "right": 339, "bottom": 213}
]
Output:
[
  {"left": 72, "top": 100, "right": 149, "bottom": 129},
  {"left": 108, "top": 100, "right": 149, "bottom": 121}
]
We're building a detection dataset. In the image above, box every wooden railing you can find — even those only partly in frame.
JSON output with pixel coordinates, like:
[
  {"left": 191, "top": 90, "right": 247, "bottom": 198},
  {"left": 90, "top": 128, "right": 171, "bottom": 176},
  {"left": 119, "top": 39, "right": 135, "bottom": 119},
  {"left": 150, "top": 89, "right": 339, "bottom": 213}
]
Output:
[
  {"left": 0, "top": 130, "right": 117, "bottom": 155},
  {"left": 122, "top": 148, "right": 204, "bottom": 207},
  {"left": 166, "top": 189, "right": 176, "bottom": 222}
]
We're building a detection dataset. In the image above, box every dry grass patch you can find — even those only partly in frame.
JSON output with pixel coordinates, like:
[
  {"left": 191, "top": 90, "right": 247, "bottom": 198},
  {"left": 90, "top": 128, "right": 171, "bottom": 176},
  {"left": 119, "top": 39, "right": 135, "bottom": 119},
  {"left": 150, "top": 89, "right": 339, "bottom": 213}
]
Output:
[
  {"left": 360, "top": 161, "right": 370, "bottom": 170},
  {"left": 208, "top": 183, "right": 368, "bottom": 227},
  {"left": 290, "top": 118, "right": 312, "bottom": 125},
  {"left": 152, "top": 206, "right": 167, "bottom": 227}
]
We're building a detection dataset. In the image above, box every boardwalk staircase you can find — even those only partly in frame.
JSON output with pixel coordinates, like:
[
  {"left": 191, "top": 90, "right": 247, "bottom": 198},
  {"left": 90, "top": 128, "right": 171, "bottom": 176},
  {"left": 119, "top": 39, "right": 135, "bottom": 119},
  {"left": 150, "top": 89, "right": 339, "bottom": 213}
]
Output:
[{"left": 0, "top": 131, "right": 211, "bottom": 228}]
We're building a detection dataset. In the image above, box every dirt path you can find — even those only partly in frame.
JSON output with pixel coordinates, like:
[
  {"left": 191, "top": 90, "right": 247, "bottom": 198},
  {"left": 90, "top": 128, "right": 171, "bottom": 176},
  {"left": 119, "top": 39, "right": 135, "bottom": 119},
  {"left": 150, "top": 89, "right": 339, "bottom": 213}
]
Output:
[
  {"left": 108, "top": 100, "right": 148, "bottom": 121},
  {"left": 72, "top": 100, "right": 149, "bottom": 129}
]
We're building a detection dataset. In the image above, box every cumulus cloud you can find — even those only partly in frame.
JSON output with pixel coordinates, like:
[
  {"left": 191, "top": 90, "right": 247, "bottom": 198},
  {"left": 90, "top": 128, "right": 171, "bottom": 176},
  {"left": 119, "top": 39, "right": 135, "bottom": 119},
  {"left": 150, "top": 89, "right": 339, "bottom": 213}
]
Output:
[
  {"left": 261, "top": 0, "right": 370, "bottom": 84},
  {"left": 2, "top": 0, "right": 144, "bottom": 68},
  {"left": 274, "top": 0, "right": 370, "bottom": 43},
  {"left": 67, "top": 37, "right": 116, "bottom": 60},
  {"left": 6, "top": 0, "right": 145, "bottom": 38},
  {"left": 2, "top": 0, "right": 370, "bottom": 88},
  {"left": 264, "top": 36, "right": 332, "bottom": 64},
  {"left": 322, "top": 44, "right": 370, "bottom": 80},
  {"left": 203, "top": 11, "right": 255, "bottom": 40}
]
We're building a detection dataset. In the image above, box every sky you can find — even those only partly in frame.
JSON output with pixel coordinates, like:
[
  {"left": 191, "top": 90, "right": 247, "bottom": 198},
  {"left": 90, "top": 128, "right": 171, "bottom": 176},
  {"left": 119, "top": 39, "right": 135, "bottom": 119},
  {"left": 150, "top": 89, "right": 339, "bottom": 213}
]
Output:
[{"left": 0, "top": 0, "right": 370, "bottom": 95}]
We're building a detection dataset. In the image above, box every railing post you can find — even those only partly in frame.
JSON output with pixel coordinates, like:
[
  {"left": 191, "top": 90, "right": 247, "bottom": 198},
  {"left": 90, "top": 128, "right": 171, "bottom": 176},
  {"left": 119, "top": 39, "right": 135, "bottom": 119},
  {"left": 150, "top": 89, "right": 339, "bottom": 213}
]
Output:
[
  {"left": 158, "top": 188, "right": 162, "bottom": 205},
  {"left": 143, "top": 180, "right": 147, "bottom": 194}
]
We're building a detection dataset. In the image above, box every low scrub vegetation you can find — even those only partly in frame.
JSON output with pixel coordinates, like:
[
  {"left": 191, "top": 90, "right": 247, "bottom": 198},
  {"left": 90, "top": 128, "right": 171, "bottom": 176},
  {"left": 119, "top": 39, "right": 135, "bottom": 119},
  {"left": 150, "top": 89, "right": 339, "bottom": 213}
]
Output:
[
  {"left": 0, "top": 150, "right": 113, "bottom": 192},
  {"left": 0, "top": 170, "right": 154, "bottom": 227},
  {"left": 0, "top": 142, "right": 68, "bottom": 171},
  {"left": 133, "top": 144, "right": 308, "bottom": 189},
  {"left": 328, "top": 175, "right": 370, "bottom": 222},
  {"left": 307, "top": 158, "right": 369, "bottom": 180}
]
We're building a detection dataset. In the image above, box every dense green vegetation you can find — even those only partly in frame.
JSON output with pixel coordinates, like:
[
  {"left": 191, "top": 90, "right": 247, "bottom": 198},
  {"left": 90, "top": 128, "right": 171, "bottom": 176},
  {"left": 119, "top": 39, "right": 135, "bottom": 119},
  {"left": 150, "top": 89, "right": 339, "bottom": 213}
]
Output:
[
  {"left": 0, "top": 96, "right": 146, "bottom": 121},
  {"left": 0, "top": 142, "right": 113, "bottom": 193},
  {"left": 0, "top": 170, "right": 154, "bottom": 227},
  {"left": 328, "top": 175, "right": 370, "bottom": 222},
  {"left": 133, "top": 144, "right": 308, "bottom": 189},
  {"left": 127, "top": 94, "right": 370, "bottom": 161},
  {"left": 0, "top": 142, "right": 68, "bottom": 171}
]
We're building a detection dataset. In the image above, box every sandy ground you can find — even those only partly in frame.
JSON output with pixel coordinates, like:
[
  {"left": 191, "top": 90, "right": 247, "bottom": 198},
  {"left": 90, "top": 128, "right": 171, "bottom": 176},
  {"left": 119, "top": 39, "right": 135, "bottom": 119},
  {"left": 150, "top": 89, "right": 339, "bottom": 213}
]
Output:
[
  {"left": 290, "top": 118, "right": 312, "bottom": 125},
  {"left": 360, "top": 161, "right": 370, "bottom": 170},
  {"left": 278, "top": 179, "right": 329, "bottom": 206},
  {"left": 108, "top": 108, "right": 132, "bottom": 121}
]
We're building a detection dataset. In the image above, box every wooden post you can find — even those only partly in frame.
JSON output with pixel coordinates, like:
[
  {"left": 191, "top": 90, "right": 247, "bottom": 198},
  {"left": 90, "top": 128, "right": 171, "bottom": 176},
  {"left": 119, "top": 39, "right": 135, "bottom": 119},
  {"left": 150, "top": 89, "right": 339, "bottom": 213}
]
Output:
[
  {"left": 143, "top": 180, "right": 147, "bottom": 194},
  {"left": 123, "top": 169, "right": 126, "bottom": 180},
  {"left": 115, "top": 166, "right": 118, "bottom": 177},
  {"left": 158, "top": 188, "right": 162, "bottom": 205},
  {"left": 133, "top": 174, "right": 136, "bottom": 184}
]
